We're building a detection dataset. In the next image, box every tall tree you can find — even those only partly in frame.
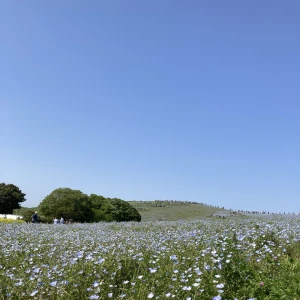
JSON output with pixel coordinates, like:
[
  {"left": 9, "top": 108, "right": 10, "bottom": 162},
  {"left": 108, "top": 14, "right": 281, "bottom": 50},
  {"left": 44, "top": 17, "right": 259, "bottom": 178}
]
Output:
[
  {"left": 38, "top": 188, "right": 94, "bottom": 222},
  {"left": 0, "top": 183, "right": 26, "bottom": 214}
]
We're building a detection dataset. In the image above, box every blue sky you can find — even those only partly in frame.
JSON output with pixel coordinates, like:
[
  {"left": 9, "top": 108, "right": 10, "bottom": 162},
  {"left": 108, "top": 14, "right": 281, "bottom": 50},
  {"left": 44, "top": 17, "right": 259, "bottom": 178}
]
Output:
[{"left": 1, "top": 1, "right": 299, "bottom": 212}]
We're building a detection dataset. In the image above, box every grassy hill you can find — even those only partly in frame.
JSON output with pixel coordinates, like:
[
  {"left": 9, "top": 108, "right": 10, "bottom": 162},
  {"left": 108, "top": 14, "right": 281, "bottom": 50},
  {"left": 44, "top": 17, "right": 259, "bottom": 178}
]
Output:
[
  {"left": 128, "top": 200, "right": 242, "bottom": 222},
  {"left": 14, "top": 202, "right": 246, "bottom": 222}
]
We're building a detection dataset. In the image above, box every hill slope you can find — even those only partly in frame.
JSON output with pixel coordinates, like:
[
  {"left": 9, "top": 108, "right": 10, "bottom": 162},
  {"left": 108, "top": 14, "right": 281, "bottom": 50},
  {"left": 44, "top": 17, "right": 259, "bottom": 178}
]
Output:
[
  {"left": 15, "top": 202, "right": 243, "bottom": 222},
  {"left": 128, "top": 201, "right": 236, "bottom": 222}
]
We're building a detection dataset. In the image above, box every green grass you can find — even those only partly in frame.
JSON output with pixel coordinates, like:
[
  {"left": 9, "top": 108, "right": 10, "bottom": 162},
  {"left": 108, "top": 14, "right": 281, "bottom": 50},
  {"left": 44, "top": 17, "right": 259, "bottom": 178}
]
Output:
[{"left": 128, "top": 201, "right": 244, "bottom": 222}]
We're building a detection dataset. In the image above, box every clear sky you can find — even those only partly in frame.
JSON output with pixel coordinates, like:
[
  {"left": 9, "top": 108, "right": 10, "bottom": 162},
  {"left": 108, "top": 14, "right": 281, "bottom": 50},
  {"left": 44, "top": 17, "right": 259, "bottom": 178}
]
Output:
[{"left": 1, "top": 1, "right": 299, "bottom": 212}]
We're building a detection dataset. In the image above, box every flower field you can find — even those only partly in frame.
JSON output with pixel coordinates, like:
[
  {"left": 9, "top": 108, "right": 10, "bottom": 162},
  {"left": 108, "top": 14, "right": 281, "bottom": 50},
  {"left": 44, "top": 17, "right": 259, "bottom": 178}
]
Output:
[{"left": 1, "top": 219, "right": 300, "bottom": 299}]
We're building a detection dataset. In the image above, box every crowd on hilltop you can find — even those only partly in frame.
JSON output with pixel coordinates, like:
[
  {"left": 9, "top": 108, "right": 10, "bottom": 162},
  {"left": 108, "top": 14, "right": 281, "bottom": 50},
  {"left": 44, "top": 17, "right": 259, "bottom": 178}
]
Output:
[
  {"left": 140, "top": 200, "right": 200, "bottom": 207},
  {"left": 139, "top": 200, "right": 300, "bottom": 215}
]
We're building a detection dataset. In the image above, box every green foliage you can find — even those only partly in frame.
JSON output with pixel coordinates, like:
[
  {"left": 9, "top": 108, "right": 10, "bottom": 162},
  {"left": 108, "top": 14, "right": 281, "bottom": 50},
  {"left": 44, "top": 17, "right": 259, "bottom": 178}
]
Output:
[
  {"left": 14, "top": 206, "right": 38, "bottom": 216},
  {"left": 38, "top": 188, "right": 141, "bottom": 223},
  {"left": 38, "top": 188, "right": 94, "bottom": 222},
  {"left": 89, "top": 194, "right": 114, "bottom": 222},
  {"left": 89, "top": 194, "right": 141, "bottom": 222},
  {"left": 22, "top": 210, "right": 36, "bottom": 223},
  {"left": 108, "top": 198, "right": 141, "bottom": 222},
  {"left": 0, "top": 183, "right": 26, "bottom": 214}
]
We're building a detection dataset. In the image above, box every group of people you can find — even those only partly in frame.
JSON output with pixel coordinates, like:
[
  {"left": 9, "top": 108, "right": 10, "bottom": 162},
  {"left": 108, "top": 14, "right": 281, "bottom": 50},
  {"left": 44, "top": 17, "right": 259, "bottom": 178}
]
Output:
[
  {"left": 53, "top": 217, "right": 64, "bottom": 224},
  {"left": 31, "top": 212, "right": 69, "bottom": 224}
]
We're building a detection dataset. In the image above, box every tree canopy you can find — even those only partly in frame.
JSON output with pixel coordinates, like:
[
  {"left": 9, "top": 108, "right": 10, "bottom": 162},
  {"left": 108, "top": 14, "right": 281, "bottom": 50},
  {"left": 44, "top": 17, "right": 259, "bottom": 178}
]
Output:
[
  {"left": 38, "top": 188, "right": 94, "bottom": 222},
  {"left": 0, "top": 183, "right": 26, "bottom": 214},
  {"left": 38, "top": 188, "right": 141, "bottom": 223},
  {"left": 108, "top": 198, "right": 141, "bottom": 222}
]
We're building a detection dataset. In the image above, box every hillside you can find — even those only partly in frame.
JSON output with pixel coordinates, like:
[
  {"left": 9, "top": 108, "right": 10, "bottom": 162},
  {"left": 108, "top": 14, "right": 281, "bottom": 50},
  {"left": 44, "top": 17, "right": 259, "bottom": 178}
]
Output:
[
  {"left": 14, "top": 201, "right": 245, "bottom": 222},
  {"left": 128, "top": 200, "right": 239, "bottom": 222}
]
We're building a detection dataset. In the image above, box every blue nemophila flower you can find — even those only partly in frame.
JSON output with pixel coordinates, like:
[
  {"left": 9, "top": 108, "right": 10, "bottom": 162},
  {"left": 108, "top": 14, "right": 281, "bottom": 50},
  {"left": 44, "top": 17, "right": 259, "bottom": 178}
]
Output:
[
  {"left": 30, "top": 290, "right": 38, "bottom": 296},
  {"left": 149, "top": 268, "right": 157, "bottom": 273},
  {"left": 50, "top": 281, "right": 57, "bottom": 287},
  {"left": 89, "top": 295, "right": 99, "bottom": 300},
  {"left": 147, "top": 292, "right": 154, "bottom": 298},
  {"left": 33, "top": 268, "right": 40, "bottom": 273},
  {"left": 2, "top": 218, "right": 300, "bottom": 299},
  {"left": 93, "top": 281, "right": 99, "bottom": 287}
]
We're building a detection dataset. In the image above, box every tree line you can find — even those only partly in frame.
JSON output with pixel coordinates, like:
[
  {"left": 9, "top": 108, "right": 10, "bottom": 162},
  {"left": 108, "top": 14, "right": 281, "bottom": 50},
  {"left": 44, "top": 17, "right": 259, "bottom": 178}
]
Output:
[{"left": 0, "top": 183, "right": 141, "bottom": 223}]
